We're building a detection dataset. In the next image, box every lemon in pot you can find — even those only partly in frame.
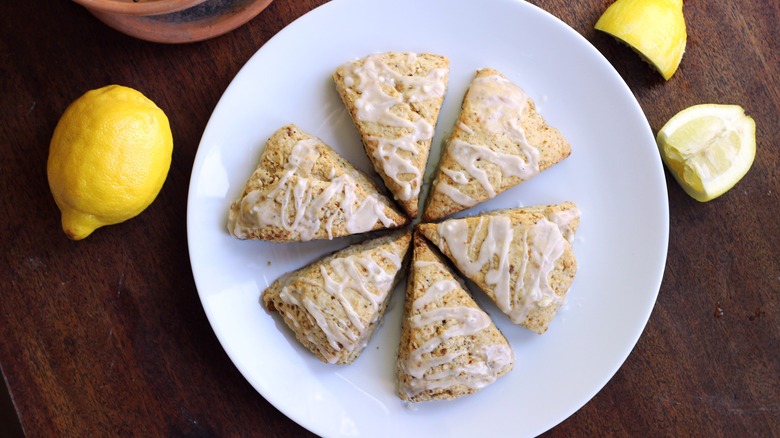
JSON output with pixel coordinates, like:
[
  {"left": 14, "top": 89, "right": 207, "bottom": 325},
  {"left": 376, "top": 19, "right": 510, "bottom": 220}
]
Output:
[{"left": 47, "top": 85, "right": 173, "bottom": 240}]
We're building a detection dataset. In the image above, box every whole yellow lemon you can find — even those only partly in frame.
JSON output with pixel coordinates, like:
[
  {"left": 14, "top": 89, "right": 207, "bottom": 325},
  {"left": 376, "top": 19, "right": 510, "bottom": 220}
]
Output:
[{"left": 47, "top": 85, "right": 173, "bottom": 240}]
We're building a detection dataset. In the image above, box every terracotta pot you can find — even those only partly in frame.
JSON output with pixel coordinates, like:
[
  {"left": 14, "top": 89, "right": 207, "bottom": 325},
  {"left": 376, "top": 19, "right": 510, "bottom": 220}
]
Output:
[
  {"left": 72, "top": 0, "right": 211, "bottom": 16},
  {"left": 73, "top": 0, "right": 275, "bottom": 43}
]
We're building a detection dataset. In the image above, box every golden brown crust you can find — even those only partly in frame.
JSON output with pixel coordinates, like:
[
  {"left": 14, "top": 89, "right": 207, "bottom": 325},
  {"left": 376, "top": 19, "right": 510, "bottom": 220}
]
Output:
[
  {"left": 396, "top": 233, "right": 513, "bottom": 402},
  {"left": 422, "top": 69, "right": 571, "bottom": 221},
  {"left": 417, "top": 203, "right": 579, "bottom": 334},
  {"left": 263, "top": 229, "right": 412, "bottom": 365},
  {"left": 227, "top": 124, "right": 408, "bottom": 242},
  {"left": 333, "top": 52, "right": 450, "bottom": 219}
]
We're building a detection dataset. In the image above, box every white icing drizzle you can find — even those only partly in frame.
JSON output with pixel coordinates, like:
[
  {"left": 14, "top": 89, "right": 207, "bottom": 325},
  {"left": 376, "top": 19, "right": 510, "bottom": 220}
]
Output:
[
  {"left": 324, "top": 215, "right": 336, "bottom": 240},
  {"left": 447, "top": 139, "right": 538, "bottom": 200},
  {"left": 439, "top": 74, "right": 541, "bottom": 204},
  {"left": 379, "top": 248, "right": 403, "bottom": 268},
  {"left": 437, "top": 182, "right": 478, "bottom": 207},
  {"left": 511, "top": 219, "right": 568, "bottom": 314},
  {"left": 468, "top": 75, "right": 531, "bottom": 131},
  {"left": 439, "top": 216, "right": 512, "bottom": 278},
  {"left": 279, "top": 251, "right": 399, "bottom": 364},
  {"left": 411, "top": 279, "right": 460, "bottom": 313},
  {"left": 457, "top": 121, "right": 474, "bottom": 135},
  {"left": 548, "top": 206, "right": 581, "bottom": 243},
  {"left": 437, "top": 215, "right": 569, "bottom": 324},
  {"left": 441, "top": 167, "right": 469, "bottom": 185},
  {"left": 366, "top": 117, "right": 433, "bottom": 201},
  {"left": 399, "top": 277, "right": 512, "bottom": 397},
  {"left": 229, "top": 139, "right": 396, "bottom": 241},
  {"left": 341, "top": 53, "right": 447, "bottom": 201}
]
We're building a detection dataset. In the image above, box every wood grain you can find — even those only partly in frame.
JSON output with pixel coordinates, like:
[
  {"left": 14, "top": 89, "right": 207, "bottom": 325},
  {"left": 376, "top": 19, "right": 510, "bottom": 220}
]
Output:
[{"left": 0, "top": 0, "right": 776, "bottom": 436}]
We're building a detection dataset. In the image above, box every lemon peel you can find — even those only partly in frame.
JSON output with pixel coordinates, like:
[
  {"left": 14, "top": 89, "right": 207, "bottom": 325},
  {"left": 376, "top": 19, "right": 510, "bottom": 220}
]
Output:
[
  {"left": 657, "top": 104, "right": 756, "bottom": 202},
  {"left": 595, "top": 0, "right": 687, "bottom": 80},
  {"left": 48, "top": 85, "right": 173, "bottom": 239}
]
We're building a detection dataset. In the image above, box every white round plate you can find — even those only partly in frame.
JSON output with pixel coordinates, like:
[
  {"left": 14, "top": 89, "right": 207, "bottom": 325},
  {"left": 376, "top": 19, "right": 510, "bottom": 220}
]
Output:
[{"left": 187, "top": 0, "right": 669, "bottom": 436}]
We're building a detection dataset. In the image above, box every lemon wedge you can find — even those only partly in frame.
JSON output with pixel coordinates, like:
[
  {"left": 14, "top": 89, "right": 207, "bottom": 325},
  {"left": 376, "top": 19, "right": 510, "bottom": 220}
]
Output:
[
  {"left": 657, "top": 104, "right": 756, "bottom": 202},
  {"left": 595, "top": 0, "right": 687, "bottom": 80}
]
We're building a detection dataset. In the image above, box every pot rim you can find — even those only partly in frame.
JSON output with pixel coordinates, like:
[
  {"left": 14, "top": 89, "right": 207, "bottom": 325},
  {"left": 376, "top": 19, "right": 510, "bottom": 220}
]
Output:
[{"left": 72, "top": 0, "right": 211, "bottom": 16}]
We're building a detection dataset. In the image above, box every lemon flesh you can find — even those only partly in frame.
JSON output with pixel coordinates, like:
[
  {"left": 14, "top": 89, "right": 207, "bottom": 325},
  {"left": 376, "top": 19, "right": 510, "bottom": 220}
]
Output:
[
  {"left": 657, "top": 104, "right": 756, "bottom": 202},
  {"left": 595, "top": 0, "right": 686, "bottom": 80},
  {"left": 48, "top": 85, "right": 173, "bottom": 239}
]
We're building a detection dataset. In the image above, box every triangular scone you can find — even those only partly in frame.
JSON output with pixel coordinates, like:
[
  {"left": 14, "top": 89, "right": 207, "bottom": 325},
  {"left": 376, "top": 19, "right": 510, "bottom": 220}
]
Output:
[
  {"left": 263, "top": 229, "right": 412, "bottom": 365},
  {"left": 423, "top": 69, "right": 571, "bottom": 221},
  {"left": 397, "top": 233, "right": 514, "bottom": 402},
  {"left": 333, "top": 52, "right": 450, "bottom": 219},
  {"left": 417, "top": 202, "right": 580, "bottom": 334},
  {"left": 228, "top": 124, "right": 408, "bottom": 242}
]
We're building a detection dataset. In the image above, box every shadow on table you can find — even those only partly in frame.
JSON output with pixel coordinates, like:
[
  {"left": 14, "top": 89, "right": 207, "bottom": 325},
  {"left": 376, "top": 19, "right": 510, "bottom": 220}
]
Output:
[{"left": 1, "top": 378, "right": 23, "bottom": 438}]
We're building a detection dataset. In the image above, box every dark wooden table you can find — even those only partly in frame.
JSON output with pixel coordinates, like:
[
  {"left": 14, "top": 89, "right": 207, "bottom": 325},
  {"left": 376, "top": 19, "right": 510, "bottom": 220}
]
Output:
[{"left": 1, "top": 0, "right": 777, "bottom": 436}]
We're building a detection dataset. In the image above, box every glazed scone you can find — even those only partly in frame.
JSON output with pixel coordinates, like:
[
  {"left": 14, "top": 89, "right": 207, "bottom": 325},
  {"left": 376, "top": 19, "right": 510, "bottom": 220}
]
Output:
[
  {"left": 227, "top": 124, "right": 408, "bottom": 242},
  {"left": 423, "top": 69, "right": 571, "bottom": 221},
  {"left": 397, "top": 233, "right": 513, "bottom": 402},
  {"left": 263, "top": 229, "right": 412, "bottom": 365},
  {"left": 333, "top": 52, "right": 450, "bottom": 219},
  {"left": 417, "top": 202, "right": 580, "bottom": 334}
]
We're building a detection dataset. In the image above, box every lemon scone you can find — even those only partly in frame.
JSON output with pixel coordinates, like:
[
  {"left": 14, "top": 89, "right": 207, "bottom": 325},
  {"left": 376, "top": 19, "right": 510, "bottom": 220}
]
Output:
[
  {"left": 228, "top": 124, "right": 408, "bottom": 242},
  {"left": 417, "top": 202, "right": 580, "bottom": 334},
  {"left": 263, "top": 229, "right": 412, "bottom": 365},
  {"left": 423, "top": 69, "right": 571, "bottom": 221},
  {"left": 333, "top": 52, "right": 450, "bottom": 219},
  {"left": 397, "top": 233, "right": 514, "bottom": 402}
]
